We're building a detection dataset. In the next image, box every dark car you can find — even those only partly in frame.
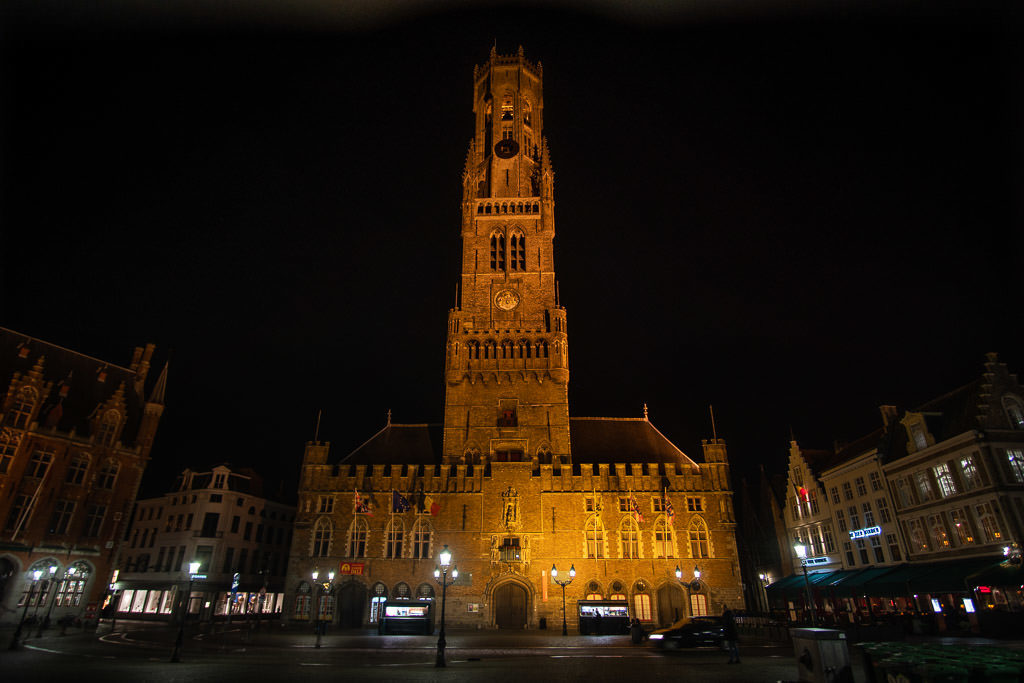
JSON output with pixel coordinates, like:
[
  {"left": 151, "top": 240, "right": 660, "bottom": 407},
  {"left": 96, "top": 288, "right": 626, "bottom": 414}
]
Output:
[{"left": 647, "top": 616, "right": 725, "bottom": 649}]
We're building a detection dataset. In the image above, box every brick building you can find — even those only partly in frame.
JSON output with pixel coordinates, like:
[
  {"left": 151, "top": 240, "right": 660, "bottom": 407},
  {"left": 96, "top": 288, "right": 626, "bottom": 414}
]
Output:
[
  {"left": 0, "top": 327, "right": 166, "bottom": 625},
  {"left": 286, "top": 48, "right": 743, "bottom": 631}
]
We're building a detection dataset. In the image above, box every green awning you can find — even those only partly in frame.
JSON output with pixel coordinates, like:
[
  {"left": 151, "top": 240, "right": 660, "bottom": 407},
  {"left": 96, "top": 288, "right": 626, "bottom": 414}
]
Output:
[
  {"left": 831, "top": 566, "right": 903, "bottom": 598},
  {"left": 965, "top": 560, "right": 1024, "bottom": 590},
  {"left": 915, "top": 556, "right": 1002, "bottom": 593}
]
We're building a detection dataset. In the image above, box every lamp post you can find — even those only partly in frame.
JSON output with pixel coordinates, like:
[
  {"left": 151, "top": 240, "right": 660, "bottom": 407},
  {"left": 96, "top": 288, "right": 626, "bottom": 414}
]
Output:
[
  {"left": 794, "top": 543, "right": 816, "bottom": 626},
  {"left": 674, "top": 564, "right": 702, "bottom": 617},
  {"left": 550, "top": 564, "right": 576, "bottom": 636},
  {"left": 758, "top": 572, "right": 771, "bottom": 616},
  {"left": 170, "top": 561, "right": 201, "bottom": 663},
  {"left": 433, "top": 544, "right": 458, "bottom": 668},
  {"left": 9, "top": 569, "right": 43, "bottom": 650},
  {"left": 35, "top": 564, "right": 59, "bottom": 637},
  {"left": 312, "top": 569, "right": 335, "bottom": 648}
]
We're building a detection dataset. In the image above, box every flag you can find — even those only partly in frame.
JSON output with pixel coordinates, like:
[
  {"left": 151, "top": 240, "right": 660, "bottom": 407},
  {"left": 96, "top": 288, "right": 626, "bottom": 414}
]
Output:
[
  {"left": 424, "top": 494, "right": 440, "bottom": 516},
  {"left": 664, "top": 492, "right": 674, "bottom": 523},
  {"left": 354, "top": 490, "right": 371, "bottom": 514},
  {"left": 392, "top": 490, "right": 412, "bottom": 513},
  {"left": 629, "top": 491, "right": 643, "bottom": 523}
]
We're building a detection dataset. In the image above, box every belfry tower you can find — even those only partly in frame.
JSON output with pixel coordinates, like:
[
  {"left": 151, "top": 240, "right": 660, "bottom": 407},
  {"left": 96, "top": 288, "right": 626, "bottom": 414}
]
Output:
[{"left": 442, "top": 47, "right": 570, "bottom": 465}]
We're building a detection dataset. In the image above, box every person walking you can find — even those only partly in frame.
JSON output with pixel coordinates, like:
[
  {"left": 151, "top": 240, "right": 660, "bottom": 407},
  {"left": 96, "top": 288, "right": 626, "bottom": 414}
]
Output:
[{"left": 722, "top": 605, "right": 740, "bottom": 664}]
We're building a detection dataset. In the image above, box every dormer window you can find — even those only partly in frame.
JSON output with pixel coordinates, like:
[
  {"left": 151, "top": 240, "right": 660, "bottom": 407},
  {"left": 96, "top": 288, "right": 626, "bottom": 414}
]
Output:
[
  {"left": 1003, "top": 396, "right": 1024, "bottom": 430},
  {"left": 902, "top": 413, "right": 932, "bottom": 452}
]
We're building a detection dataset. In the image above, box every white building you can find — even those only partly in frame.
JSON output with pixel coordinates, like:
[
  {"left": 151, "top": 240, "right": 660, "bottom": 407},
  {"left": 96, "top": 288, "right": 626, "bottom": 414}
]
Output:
[{"left": 112, "top": 464, "right": 295, "bottom": 622}]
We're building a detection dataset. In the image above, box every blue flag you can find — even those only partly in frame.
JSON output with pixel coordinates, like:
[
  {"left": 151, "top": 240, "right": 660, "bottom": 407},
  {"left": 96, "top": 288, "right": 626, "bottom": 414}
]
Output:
[{"left": 392, "top": 490, "right": 412, "bottom": 513}]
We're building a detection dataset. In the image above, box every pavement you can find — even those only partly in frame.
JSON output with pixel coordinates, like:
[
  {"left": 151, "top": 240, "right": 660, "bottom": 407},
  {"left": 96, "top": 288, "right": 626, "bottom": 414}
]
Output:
[{"left": 2, "top": 620, "right": 1024, "bottom": 682}]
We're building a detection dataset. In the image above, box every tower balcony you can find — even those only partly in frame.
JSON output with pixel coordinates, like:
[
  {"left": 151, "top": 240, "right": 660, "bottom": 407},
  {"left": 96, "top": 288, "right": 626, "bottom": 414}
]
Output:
[{"left": 475, "top": 198, "right": 541, "bottom": 217}]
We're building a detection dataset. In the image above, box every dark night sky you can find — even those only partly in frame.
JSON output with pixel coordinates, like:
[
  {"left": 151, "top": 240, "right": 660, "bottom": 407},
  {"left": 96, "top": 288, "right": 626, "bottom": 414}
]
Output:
[{"left": 2, "top": 2, "right": 1021, "bottom": 500}]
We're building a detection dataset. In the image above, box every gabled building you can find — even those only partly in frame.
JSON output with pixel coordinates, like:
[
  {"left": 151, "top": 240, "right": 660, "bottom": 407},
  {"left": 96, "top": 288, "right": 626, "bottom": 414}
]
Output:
[
  {"left": 0, "top": 327, "right": 166, "bottom": 625},
  {"left": 769, "top": 353, "right": 1024, "bottom": 627},
  {"left": 112, "top": 464, "right": 294, "bottom": 622},
  {"left": 286, "top": 49, "right": 744, "bottom": 632}
]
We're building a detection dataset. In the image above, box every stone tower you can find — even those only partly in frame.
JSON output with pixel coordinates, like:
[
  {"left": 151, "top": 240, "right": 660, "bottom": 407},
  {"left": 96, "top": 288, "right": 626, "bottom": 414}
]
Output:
[{"left": 442, "top": 47, "right": 570, "bottom": 465}]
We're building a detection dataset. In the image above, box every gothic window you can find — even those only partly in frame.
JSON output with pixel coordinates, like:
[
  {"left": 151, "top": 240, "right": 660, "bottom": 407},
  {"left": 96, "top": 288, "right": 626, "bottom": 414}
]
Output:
[
  {"left": 0, "top": 434, "right": 15, "bottom": 475},
  {"left": 585, "top": 516, "right": 604, "bottom": 558},
  {"left": 26, "top": 449, "right": 53, "bottom": 478},
  {"left": 417, "top": 583, "right": 435, "bottom": 600},
  {"left": 536, "top": 445, "right": 551, "bottom": 464},
  {"left": 463, "top": 447, "right": 481, "bottom": 465},
  {"left": 347, "top": 517, "right": 368, "bottom": 558},
  {"left": 96, "top": 460, "right": 119, "bottom": 489},
  {"left": 509, "top": 231, "right": 525, "bottom": 271},
  {"left": 687, "top": 517, "right": 709, "bottom": 559},
  {"left": 386, "top": 519, "right": 404, "bottom": 558},
  {"left": 654, "top": 516, "right": 675, "bottom": 558},
  {"left": 312, "top": 518, "right": 332, "bottom": 557},
  {"left": 490, "top": 233, "right": 505, "bottom": 271},
  {"left": 369, "top": 583, "right": 387, "bottom": 623},
  {"left": 294, "top": 582, "right": 311, "bottom": 620},
  {"left": 65, "top": 454, "right": 90, "bottom": 485},
  {"left": 522, "top": 98, "right": 532, "bottom": 127},
  {"left": 619, "top": 516, "right": 640, "bottom": 559},
  {"left": 56, "top": 561, "right": 91, "bottom": 607},
  {"left": 411, "top": 518, "right": 432, "bottom": 559},
  {"left": 497, "top": 408, "right": 517, "bottom": 427},
  {"left": 632, "top": 582, "right": 652, "bottom": 621},
  {"left": 6, "top": 387, "right": 37, "bottom": 428},
  {"left": 96, "top": 410, "right": 121, "bottom": 446}
]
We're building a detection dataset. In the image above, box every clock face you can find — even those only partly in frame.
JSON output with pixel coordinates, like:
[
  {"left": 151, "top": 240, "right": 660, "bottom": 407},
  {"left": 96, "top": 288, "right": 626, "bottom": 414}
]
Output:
[
  {"left": 494, "top": 289, "right": 521, "bottom": 311},
  {"left": 494, "top": 138, "right": 520, "bottom": 159}
]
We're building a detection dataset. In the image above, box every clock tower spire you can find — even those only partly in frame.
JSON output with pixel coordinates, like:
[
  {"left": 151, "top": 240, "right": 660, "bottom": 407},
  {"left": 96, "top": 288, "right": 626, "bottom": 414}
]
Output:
[{"left": 443, "top": 47, "right": 569, "bottom": 466}]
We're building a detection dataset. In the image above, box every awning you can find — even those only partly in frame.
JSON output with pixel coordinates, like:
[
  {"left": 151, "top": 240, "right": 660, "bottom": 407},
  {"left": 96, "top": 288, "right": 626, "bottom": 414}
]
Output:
[
  {"left": 831, "top": 567, "right": 903, "bottom": 598},
  {"left": 915, "top": 557, "right": 1001, "bottom": 594},
  {"left": 766, "top": 571, "right": 844, "bottom": 601},
  {"left": 965, "top": 560, "right": 1024, "bottom": 590}
]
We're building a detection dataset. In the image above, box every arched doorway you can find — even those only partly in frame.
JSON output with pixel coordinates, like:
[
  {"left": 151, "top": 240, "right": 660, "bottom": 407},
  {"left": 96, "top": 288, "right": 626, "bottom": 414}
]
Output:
[
  {"left": 493, "top": 582, "right": 528, "bottom": 629},
  {"left": 336, "top": 582, "right": 366, "bottom": 628},
  {"left": 656, "top": 584, "right": 686, "bottom": 626}
]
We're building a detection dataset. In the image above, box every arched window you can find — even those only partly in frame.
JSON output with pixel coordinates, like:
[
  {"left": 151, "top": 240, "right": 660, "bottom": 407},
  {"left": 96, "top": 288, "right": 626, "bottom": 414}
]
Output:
[
  {"left": 7, "top": 387, "right": 37, "bottom": 429},
  {"left": 96, "top": 410, "right": 121, "bottom": 446},
  {"left": 509, "top": 231, "right": 525, "bottom": 271},
  {"left": 312, "top": 518, "right": 332, "bottom": 557},
  {"left": 688, "top": 517, "right": 710, "bottom": 558},
  {"left": 23, "top": 559, "right": 59, "bottom": 608},
  {"left": 347, "top": 517, "right": 368, "bottom": 558},
  {"left": 585, "top": 516, "right": 604, "bottom": 558},
  {"left": 411, "top": 518, "right": 432, "bottom": 559},
  {"left": 96, "top": 460, "right": 119, "bottom": 490},
  {"left": 632, "top": 580, "right": 652, "bottom": 621},
  {"left": 394, "top": 582, "right": 411, "bottom": 599},
  {"left": 56, "top": 561, "right": 91, "bottom": 607},
  {"left": 65, "top": 454, "right": 90, "bottom": 485},
  {"left": 490, "top": 233, "right": 505, "bottom": 271},
  {"left": 585, "top": 580, "right": 603, "bottom": 600},
  {"left": 619, "top": 516, "right": 640, "bottom": 559},
  {"left": 369, "top": 582, "right": 388, "bottom": 623},
  {"left": 654, "top": 516, "right": 675, "bottom": 558},
  {"left": 386, "top": 518, "right": 404, "bottom": 558},
  {"left": 522, "top": 98, "right": 532, "bottom": 127},
  {"left": 1004, "top": 396, "right": 1024, "bottom": 430},
  {"left": 293, "top": 581, "right": 311, "bottom": 620},
  {"left": 416, "top": 583, "right": 435, "bottom": 600},
  {"left": 536, "top": 445, "right": 551, "bottom": 464}
]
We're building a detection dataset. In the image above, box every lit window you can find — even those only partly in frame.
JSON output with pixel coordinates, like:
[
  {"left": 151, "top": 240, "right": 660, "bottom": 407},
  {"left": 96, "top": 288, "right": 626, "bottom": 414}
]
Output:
[
  {"left": 1003, "top": 396, "right": 1024, "bottom": 430},
  {"left": 690, "top": 593, "right": 708, "bottom": 617},
  {"left": 586, "top": 517, "right": 605, "bottom": 558},
  {"left": 960, "top": 455, "right": 982, "bottom": 490},
  {"left": 1006, "top": 449, "right": 1024, "bottom": 483},
  {"left": 913, "top": 471, "right": 934, "bottom": 502},
  {"left": 620, "top": 516, "right": 639, "bottom": 559},
  {"left": 929, "top": 514, "right": 950, "bottom": 548},
  {"left": 933, "top": 463, "right": 958, "bottom": 497},
  {"left": 975, "top": 502, "right": 1002, "bottom": 543},
  {"left": 633, "top": 591, "right": 652, "bottom": 621},
  {"left": 687, "top": 517, "right": 708, "bottom": 559},
  {"left": 907, "top": 518, "right": 929, "bottom": 552},
  {"left": 950, "top": 508, "right": 974, "bottom": 545}
]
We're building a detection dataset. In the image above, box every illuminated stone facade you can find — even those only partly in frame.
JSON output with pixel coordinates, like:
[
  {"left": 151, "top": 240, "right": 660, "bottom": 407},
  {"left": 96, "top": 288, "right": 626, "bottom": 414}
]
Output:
[{"left": 287, "top": 49, "right": 743, "bottom": 631}]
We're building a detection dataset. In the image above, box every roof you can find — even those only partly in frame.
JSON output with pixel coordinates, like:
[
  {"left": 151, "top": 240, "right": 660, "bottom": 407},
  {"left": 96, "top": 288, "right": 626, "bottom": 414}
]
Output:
[
  {"left": 569, "top": 418, "right": 697, "bottom": 465},
  {"left": 0, "top": 327, "right": 155, "bottom": 446},
  {"left": 337, "top": 417, "right": 698, "bottom": 466}
]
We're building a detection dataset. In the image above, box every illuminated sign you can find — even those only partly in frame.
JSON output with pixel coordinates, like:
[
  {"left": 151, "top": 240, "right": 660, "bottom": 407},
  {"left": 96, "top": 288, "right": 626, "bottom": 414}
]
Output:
[
  {"left": 849, "top": 526, "right": 881, "bottom": 539},
  {"left": 339, "top": 563, "right": 365, "bottom": 575},
  {"left": 804, "top": 556, "right": 831, "bottom": 567}
]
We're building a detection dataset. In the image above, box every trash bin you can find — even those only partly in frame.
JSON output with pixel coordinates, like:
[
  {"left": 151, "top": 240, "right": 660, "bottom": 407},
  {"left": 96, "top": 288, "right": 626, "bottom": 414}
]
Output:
[{"left": 790, "top": 628, "right": 853, "bottom": 683}]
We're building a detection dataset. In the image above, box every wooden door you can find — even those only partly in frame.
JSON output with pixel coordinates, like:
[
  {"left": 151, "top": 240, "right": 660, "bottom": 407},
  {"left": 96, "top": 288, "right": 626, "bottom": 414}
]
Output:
[
  {"left": 657, "top": 584, "right": 685, "bottom": 626},
  {"left": 494, "top": 583, "right": 527, "bottom": 629},
  {"left": 337, "top": 582, "right": 366, "bottom": 628}
]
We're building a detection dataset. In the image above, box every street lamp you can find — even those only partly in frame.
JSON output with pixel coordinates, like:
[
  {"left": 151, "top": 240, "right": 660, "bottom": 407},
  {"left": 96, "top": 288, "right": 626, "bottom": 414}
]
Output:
[
  {"left": 36, "top": 564, "right": 59, "bottom": 637},
  {"left": 170, "top": 561, "right": 202, "bottom": 663},
  {"left": 794, "top": 543, "right": 816, "bottom": 626},
  {"left": 550, "top": 564, "right": 576, "bottom": 636},
  {"left": 674, "top": 565, "right": 702, "bottom": 619},
  {"left": 433, "top": 544, "right": 458, "bottom": 668},
  {"left": 8, "top": 569, "right": 43, "bottom": 650},
  {"left": 312, "top": 569, "right": 335, "bottom": 648}
]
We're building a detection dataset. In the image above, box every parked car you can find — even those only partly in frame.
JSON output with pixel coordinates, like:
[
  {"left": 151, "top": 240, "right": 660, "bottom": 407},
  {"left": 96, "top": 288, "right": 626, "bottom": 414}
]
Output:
[{"left": 647, "top": 616, "right": 725, "bottom": 649}]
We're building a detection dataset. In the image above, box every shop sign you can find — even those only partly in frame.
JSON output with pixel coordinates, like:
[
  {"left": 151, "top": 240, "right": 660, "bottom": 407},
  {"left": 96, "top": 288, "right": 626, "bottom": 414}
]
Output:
[
  {"left": 804, "top": 556, "right": 831, "bottom": 567},
  {"left": 339, "top": 563, "right": 364, "bottom": 575},
  {"left": 849, "top": 526, "right": 881, "bottom": 539}
]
